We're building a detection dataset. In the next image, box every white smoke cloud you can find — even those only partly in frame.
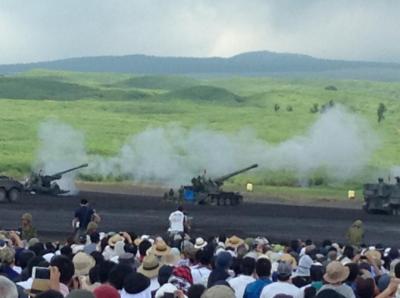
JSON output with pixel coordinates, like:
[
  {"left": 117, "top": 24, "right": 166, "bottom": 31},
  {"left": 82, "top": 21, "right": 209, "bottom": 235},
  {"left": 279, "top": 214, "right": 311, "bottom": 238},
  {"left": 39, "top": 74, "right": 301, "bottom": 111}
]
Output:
[
  {"left": 34, "top": 120, "right": 88, "bottom": 193},
  {"left": 35, "top": 106, "right": 379, "bottom": 190}
]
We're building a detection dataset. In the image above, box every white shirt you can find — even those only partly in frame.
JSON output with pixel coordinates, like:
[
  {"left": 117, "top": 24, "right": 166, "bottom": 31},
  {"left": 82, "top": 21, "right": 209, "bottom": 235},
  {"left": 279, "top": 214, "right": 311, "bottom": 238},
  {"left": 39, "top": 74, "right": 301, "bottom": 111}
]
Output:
[
  {"left": 150, "top": 277, "right": 160, "bottom": 292},
  {"left": 228, "top": 275, "right": 256, "bottom": 298},
  {"left": 318, "top": 284, "right": 355, "bottom": 298},
  {"left": 102, "top": 246, "right": 118, "bottom": 260},
  {"left": 261, "top": 281, "right": 302, "bottom": 298},
  {"left": 169, "top": 210, "right": 185, "bottom": 233},
  {"left": 191, "top": 266, "right": 211, "bottom": 286}
]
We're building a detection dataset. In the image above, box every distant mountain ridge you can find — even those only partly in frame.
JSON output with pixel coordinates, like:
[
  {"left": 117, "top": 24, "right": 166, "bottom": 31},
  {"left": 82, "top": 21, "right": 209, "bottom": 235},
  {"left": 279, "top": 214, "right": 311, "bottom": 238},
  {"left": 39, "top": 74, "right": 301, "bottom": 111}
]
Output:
[{"left": 1, "top": 51, "right": 400, "bottom": 80}]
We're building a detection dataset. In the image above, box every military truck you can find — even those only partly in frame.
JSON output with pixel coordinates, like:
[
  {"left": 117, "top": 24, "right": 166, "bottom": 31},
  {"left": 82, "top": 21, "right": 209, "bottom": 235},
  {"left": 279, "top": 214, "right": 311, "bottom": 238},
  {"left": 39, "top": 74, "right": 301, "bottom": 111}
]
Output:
[
  {"left": 25, "top": 163, "right": 88, "bottom": 195},
  {"left": 165, "top": 163, "right": 258, "bottom": 206},
  {"left": 363, "top": 177, "right": 400, "bottom": 214},
  {"left": 0, "top": 176, "right": 24, "bottom": 202}
]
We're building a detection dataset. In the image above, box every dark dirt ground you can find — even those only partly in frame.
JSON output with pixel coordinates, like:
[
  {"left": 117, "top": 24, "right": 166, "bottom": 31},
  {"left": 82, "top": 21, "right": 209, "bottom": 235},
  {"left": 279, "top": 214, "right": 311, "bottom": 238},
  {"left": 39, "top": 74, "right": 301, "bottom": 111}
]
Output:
[{"left": 0, "top": 190, "right": 399, "bottom": 246}]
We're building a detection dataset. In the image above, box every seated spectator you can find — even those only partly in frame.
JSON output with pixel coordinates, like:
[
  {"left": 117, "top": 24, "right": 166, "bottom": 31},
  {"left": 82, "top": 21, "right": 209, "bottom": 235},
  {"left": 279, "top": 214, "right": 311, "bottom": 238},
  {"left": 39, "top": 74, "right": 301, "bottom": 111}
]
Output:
[
  {"left": 0, "top": 276, "right": 18, "bottom": 298},
  {"left": 158, "top": 265, "right": 173, "bottom": 286},
  {"left": 260, "top": 261, "right": 300, "bottom": 298},
  {"left": 108, "top": 263, "right": 134, "bottom": 290},
  {"left": 318, "top": 261, "right": 355, "bottom": 298},
  {"left": 137, "top": 254, "right": 162, "bottom": 293},
  {"left": 207, "top": 251, "right": 232, "bottom": 288},
  {"left": 121, "top": 272, "right": 151, "bottom": 298},
  {"left": 355, "top": 275, "right": 375, "bottom": 298},
  {"left": 345, "top": 263, "right": 359, "bottom": 292},
  {"left": 339, "top": 246, "right": 354, "bottom": 265},
  {"left": 168, "top": 266, "right": 193, "bottom": 295},
  {"left": 93, "top": 284, "right": 120, "bottom": 298},
  {"left": 292, "top": 254, "right": 313, "bottom": 287},
  {"left": 50, "top": 255, "right": 75, "bottom": 297},
  {"left": 0, "top": 246, "right": 20, "bottom": 282},
  {"left": 244, "top": 257, "right": 272, "bottom": 298},
  {"left": 202, "top": 285, "right": 235, "bottom": 298},
  {"left": 84, "top": 233, "right": 100, "bottom": 255},
  {"left": 301, "top": 264, "right": 325, "bottom": 298},
  {"left": 191, "top": 249, "right": 212, "bottom": 286},
  {"left": 187, "top": 284, "right": 205, "bottom": 298},
  {"left": 98, "top": 260, "right": 115, "bottom": 284},
  {"left": 228, "top": 257, "right": 256, "bottom": 298}
]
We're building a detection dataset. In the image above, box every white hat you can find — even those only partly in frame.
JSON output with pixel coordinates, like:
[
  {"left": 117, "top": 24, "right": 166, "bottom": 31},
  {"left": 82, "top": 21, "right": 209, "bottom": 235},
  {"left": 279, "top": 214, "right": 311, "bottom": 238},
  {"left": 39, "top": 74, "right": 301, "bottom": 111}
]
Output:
[{"left": 194, "top": 237, "right": 207, "bottom": 249}]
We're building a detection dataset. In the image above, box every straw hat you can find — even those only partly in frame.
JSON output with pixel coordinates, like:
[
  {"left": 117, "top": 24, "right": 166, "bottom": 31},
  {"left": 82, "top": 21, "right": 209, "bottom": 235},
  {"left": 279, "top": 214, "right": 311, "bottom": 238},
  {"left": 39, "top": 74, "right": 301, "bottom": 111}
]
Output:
[
  {"left": 150, "top": 241, "right": 171, "bottom": 257},
  {"left": 365, "top": 250, "right": 381, "bottom": 261},
  {"left": 324, "top": 261, "right": 350, "bottom": 284},
  {"left": 194, "top": 237, "right": 207, "bottom": 250},
  {"left": 137, "top": 254, "right": 161, "bottom": 278},
  {"left": 162, "top": 247, "right": 181, "bottom": 266},
  {"left": 108, "top": 234, "right": 124, "bottom": 247},
  {"left": 225, "top": 236, "right": 244, "bottom": 249},
  {"left": 73, "top": 252, "right": 96, "bottom": 276}
]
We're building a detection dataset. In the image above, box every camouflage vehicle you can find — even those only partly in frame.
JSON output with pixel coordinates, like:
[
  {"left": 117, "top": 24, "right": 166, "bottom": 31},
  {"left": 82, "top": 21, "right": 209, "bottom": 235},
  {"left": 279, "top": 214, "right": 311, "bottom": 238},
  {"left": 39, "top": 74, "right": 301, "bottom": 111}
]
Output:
[
  {"left": 25, "top": 163, "right": 88, "bottom": 195},
  {"left": 363, "top": 177, "right": 400, "bottom": 214},
  {"left": 165, "top": 164, "right": 258, "bottom": 206},
  {"left": 0, "top": 176, "right": 24, "bottom": 202}
]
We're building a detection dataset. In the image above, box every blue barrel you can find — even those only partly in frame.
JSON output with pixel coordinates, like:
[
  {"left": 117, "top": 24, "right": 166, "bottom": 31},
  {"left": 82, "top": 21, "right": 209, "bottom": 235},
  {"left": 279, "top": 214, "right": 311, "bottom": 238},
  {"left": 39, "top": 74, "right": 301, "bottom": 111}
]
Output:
[{"left": 183, "top": 189, "right": 195, "bottom": 202}]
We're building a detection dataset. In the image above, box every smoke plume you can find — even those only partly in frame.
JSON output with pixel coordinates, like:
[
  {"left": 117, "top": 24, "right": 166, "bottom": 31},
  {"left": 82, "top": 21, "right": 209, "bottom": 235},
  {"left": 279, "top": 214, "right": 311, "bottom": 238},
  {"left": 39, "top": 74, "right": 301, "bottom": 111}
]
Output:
[
  {"left": 34, "top": 120, "right": 87, "bottom": 193},
  {"left": 35, "top": 106, "right": 378, "bottom": 189}
]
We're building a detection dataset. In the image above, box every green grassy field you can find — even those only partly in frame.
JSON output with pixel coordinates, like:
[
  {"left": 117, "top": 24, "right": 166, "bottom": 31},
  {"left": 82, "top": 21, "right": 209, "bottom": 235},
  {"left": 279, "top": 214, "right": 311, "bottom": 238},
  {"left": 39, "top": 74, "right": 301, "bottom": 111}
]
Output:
[{"left": 0, "top": 69, "right": 399, "bottom": 198}]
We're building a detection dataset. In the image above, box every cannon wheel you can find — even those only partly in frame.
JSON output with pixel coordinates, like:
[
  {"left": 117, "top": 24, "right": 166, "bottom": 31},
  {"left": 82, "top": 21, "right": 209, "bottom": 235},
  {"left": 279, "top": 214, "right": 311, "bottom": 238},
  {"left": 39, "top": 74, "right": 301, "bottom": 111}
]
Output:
[
  {"left": 0, "top": 188, "right": 6, "bottom": 202},
  {"left": 8, "top": 188, "right": 20, "bottom": 203}
]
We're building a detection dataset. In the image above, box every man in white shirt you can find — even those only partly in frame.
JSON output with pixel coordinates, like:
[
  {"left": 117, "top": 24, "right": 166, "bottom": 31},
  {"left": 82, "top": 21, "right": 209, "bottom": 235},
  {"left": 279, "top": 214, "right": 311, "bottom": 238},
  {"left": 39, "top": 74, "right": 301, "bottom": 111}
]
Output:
[
  {"left": 229, "top": 257, "right": 256, "bottom": 298},
  {"left": 168, "top": 206, "right": 185, "bottom": 235},
  {"left": 191, "top": 249, "right": 213, "bottom": 286},
  {"left": 261, "top": 261, "right": 301, "bottom": 298}
]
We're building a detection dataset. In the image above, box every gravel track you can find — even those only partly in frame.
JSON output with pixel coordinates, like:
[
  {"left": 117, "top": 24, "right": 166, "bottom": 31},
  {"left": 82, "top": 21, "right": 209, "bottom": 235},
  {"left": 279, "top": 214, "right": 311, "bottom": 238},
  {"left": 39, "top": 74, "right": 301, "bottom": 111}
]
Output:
[{"left": 1, "top": 191, "right": 399, "bottom": 245}]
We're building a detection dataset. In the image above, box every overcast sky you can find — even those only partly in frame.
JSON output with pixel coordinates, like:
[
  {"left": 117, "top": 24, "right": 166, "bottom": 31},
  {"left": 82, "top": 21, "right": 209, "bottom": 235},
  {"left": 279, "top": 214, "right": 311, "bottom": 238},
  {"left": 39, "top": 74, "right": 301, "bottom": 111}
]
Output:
[{"left": 0, "top": 0, "right": 399, "bottom": 64}]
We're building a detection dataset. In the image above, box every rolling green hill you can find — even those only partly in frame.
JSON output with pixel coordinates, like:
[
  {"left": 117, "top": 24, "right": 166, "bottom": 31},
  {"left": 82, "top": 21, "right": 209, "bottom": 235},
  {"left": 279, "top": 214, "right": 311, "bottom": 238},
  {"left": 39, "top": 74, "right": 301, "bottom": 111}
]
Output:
[
  {"left": 1, "top": 51, "right": 400, "bottom": 81},
  {"left": 0, "top": 76, "right": 152, "bottom": 101},
  {"left": 112, "top": 75, "right": 199, "bottom": 90},
  {"left": 161, "top": 85, "right": 243, "bottom": 103}
]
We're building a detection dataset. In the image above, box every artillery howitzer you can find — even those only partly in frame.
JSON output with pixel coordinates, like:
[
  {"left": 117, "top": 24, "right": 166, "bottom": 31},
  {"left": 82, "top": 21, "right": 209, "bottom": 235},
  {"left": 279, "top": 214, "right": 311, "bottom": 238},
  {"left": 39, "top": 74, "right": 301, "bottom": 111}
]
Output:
[
  {"left": 25, "top": 163, "right": 88, "bottom": 195},
  {"left": 165, "top": 163, "right": 258, "bottom": 206},
  {"left": 363, "top": 177, "right": 400, "bottom": 215}
]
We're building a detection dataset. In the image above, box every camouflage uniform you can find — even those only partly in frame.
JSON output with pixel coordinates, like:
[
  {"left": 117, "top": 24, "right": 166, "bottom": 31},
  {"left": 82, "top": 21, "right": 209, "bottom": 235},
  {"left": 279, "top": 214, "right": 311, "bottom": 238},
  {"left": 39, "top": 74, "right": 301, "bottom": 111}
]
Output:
[
  {"left": 20, "top": 213, "right": 37, "bottom": 241},
  {"left": 346, "top": 220, "right": 364, "bottom": 247}
]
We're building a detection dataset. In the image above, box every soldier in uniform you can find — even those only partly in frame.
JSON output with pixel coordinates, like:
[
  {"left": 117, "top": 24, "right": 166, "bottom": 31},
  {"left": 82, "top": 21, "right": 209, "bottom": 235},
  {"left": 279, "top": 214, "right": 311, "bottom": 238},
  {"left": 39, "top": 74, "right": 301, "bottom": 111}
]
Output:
[
  {"left": 19, "top": 213, "right": 37, "bottom": 241},
  {"left": 346, "top": 219, "right": 364, "bottom": 247}
]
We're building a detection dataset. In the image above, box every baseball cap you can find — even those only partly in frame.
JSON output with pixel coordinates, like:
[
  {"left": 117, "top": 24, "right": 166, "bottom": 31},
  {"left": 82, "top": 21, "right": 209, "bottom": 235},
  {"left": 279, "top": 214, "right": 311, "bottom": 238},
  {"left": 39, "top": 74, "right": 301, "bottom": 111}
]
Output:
[{"left": 277, "top": 261, "right": 292, "bottom": 277}]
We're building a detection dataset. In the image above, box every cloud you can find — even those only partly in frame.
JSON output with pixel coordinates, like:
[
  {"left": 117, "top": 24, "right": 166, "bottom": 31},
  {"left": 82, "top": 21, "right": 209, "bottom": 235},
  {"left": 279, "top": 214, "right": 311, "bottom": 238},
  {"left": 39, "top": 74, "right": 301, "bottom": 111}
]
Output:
[{"left": 0, "top": 0, "right": 399, "bottom": 64}]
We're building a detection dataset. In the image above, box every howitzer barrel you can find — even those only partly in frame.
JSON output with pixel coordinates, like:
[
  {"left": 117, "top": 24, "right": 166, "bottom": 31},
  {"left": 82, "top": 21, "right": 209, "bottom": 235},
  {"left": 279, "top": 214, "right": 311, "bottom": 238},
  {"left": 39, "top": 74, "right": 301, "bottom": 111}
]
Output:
[
  {"left": 50, "top": 163, "right": 89, "bottom": 177},
  {"left": 214, "top": 163, "right": 258, "bottom": 185}
]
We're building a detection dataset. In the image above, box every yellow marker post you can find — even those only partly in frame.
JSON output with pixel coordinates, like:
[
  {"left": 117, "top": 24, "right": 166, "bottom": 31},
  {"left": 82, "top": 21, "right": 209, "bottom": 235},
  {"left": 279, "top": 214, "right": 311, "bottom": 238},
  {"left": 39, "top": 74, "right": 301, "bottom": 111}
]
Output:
[
  {"left": 246, "top": 183, "right": 253, "bottom": 192},
  {"left": 348, "top": 190, "right": 355, "bottom": 200}
]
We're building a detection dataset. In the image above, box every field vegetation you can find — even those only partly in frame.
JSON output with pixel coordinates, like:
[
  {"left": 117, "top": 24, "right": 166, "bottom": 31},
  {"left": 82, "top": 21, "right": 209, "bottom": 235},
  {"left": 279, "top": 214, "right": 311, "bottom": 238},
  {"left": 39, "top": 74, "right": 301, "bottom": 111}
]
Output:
[{"left": 1, "top": 69, "right": 399, "bottom": 199}]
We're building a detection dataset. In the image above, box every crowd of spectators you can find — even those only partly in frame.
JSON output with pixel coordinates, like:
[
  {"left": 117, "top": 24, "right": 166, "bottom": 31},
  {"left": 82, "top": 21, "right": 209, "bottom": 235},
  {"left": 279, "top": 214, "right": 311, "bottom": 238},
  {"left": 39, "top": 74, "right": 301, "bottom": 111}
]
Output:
[{"left": 1, "top": 208, "right": 400, "bottom": 298}]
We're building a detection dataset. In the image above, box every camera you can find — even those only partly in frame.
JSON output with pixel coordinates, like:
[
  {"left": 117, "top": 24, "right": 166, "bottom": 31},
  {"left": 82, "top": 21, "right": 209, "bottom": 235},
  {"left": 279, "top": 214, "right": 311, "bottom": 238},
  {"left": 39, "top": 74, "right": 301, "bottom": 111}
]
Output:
[{"left": 32, "top": 267, "right": 50, "bottom": 279}]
